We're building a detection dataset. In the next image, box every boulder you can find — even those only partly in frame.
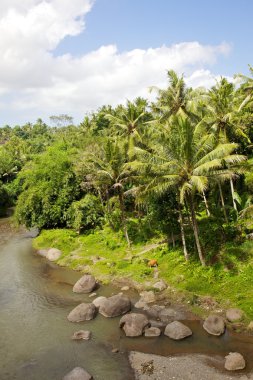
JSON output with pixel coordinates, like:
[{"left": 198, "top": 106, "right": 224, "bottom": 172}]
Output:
[
  {"left": 37, "top": 249, "right": 48, "bottom": 257},
  {"left": 71, "top": 330, "right": 91, "bottom": 340},
  {"left": 143, "top": 304, "right": 165, "bottom": 319},
  {"left": 67, "top": 303, "right": 97, "bottom": 322},
  {"left": 224, "top": 352, "right": 246, "bottom": 371},
  {"left": 144, "top": 327, "right": 161, "bottom": 337},
  {"left": 139, "top": 291, "right": 156, "bottom": 303},
  {"left": 134, "top": 300, "right": 147, "bottom": 309},
  {"left": 119, "top": 313, "right": 149, "bottom": 337},
  {"left": 159, "top": 308, "right": 177, "bottom": 323},
  {"left": 92, "top": 296, "right": 107, "bottom": 309},
  {"left": 226, "top": 308, "right": 243, "bottom": 322},
  {"left": 46, "top": 248, "right": 62, "bottom": 261},
  {"left": 99, "top": 294, "right": 131, "bottom": 318},
  {"left": 73, "top": 275, "right": 96, "bottom": 294},
  {"left": 149, "top": 320, "right": 165, "bottom": 328},
  {"left": 203, "top": 315, "right": 225, "bottom": 336},
  {"left": 63, "top": 367, "right": 93, "bottom": 380},
  {"left": 247, "top": 321, "right": 253, "bottom": 330},
  {"left": 153, "top": 280, "right": 167, "bottom": 292},
  {"left": 164, "top": 321, "right": 192, "bottom": 340}
]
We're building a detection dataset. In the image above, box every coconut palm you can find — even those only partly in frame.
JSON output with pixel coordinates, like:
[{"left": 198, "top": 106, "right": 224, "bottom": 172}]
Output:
[
  {"left": 80, "top": 138, "right": 132, "bottom": 247},
  {"left": 105, "top": 98, "right": 149, "bottom": 144},
  {"left": 131, "top": 115, "right": 246, "bottom": 266}
]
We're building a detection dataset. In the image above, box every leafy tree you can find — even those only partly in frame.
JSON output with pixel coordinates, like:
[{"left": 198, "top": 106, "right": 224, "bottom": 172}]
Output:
[{"left": 15, "top": 143, "right": 79, "bottom": 229}]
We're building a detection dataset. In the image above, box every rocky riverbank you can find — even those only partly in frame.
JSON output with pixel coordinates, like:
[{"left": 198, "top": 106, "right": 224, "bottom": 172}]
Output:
[{"left": 59, "top": 270, "right": 253, "bottom": 379}]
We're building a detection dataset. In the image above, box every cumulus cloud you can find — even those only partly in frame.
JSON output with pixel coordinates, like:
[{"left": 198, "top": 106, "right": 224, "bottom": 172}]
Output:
[{"left": 0, "top": 0, "right": 232, "bottom": 125}]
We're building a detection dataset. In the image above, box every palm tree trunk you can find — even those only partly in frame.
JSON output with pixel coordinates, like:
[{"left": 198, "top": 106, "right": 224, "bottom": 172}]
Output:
[
  {"left": 178, "top": 208, "right": 189, "bottom": 261},
  {"left": 188, "top": 196, "right": 206, "bottom": 266},
  {"left": 218, "top": 181, "right": 228, "bottom": 223},
  {"left": 118, "top": 192, "right": 131, "bottom": 248},
  {"left": 202, "top": 191, "right": 210, "bottom": 216},
  {"left": 171, "top": 231, "right": 175, "bottom": 248},
  {"left": 230, "top": 178, "right": 237, "bottom": 212}
]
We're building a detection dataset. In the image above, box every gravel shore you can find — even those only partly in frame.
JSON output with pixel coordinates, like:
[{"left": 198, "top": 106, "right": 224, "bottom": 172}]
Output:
[{"left": 129, "top": 352, "right": 253, "bottom": 380}]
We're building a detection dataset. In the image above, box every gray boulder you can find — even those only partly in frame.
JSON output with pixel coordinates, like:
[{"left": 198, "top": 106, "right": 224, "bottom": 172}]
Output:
[
  {"left": 46, "top": 248, "right": 62, "bottom": 261},
  {"left": 159, "top": 308, "right": 177, "bottom": 323},
  {"left": 99, "top": 294, "right": 131, "bottom": 318},
  {"left": 119, "top": 313, "right": 149, "bottom": 337},
  {"left": 71, "top": 330, "right": 91, "bottom": 340},
  {"left": 37, "top": 249, "right": 48, "bottom": 257},
  {"left": 224, "top": 352, "right": 246, "bottom": 371},
  {"left": 92, "top": 296, "right": 107, "bottom": 309},
  {"left": 143, "top": 304, "right": 165, "bottom": 319},
  {"left": 144, "top": 326, "right": 161, "bottom": 337},
  {"left": 226, "top": 308, "right": 243, "bottom": 322},
  {"left": 67, "top": 303, "right": 97, "bottom": 322},
  {"left": 203, "top": 315, "right": 225, "bottom": 336},
  {"left": 134, "top": 300, "right": 147, "bottom": 309},
  {"left": 73, "top": 275, "right": 96, "bottom": 294},
  {"left": 153, "top": 280, "right": 167, "bottom": 291},
  {"left": 139, "top": 290, "right": 156, "bottom": 303},
  {"left": 63, "top": 367, "right": 92, "bottom": 380},
  {"left": 164, "top": 321, "right": 192, "bottom": 340}
]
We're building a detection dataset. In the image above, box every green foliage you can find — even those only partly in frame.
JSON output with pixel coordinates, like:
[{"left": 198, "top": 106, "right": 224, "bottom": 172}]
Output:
[
  {"left": 66, "top": 194, "right": 104, "bottom": 232},
  {"left": 14, "top": 143, "right": 80, "bottom": 228}
]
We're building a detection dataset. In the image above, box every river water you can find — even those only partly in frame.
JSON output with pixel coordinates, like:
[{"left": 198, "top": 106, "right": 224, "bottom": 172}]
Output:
[{"left": 0, "top": 216, "right": 253, "bottom": 380}]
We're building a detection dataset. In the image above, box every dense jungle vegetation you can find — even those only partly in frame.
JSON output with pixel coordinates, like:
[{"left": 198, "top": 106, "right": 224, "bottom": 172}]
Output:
[{"left": 1, "top": 68, "right": 253, "bottom": 316}]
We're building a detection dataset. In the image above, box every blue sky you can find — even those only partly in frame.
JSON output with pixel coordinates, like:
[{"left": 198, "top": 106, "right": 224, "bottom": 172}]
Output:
[
  {"left": 0, "top": 0, "right": 252, "bottom": 126},
  {"left": 56, "top": 0, "right": 253, "bottom": 75}
]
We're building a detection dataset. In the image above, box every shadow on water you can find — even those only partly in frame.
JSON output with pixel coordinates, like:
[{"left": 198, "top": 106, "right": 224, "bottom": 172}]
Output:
[{"left": 0, "top": 216, "right": 253, "bottom": 379}]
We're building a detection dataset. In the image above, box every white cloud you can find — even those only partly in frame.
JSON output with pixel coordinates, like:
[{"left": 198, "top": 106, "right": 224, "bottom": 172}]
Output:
[{"left": 0, "top": 0, "right": 232, "bottom": 125}]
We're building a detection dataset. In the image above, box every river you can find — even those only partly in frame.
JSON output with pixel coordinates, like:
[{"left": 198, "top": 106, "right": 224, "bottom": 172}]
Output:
[{"left": 0, "top": 216, "right": 253, "bottom": 380}]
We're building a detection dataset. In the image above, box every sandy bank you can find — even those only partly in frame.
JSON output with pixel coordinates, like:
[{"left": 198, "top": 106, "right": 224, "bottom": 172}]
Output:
[{"left": 129, "top": 352, "right": 252, "bottom": 380}]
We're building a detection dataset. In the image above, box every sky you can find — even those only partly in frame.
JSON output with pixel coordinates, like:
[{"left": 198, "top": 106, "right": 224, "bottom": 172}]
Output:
[{"left": 0, "top": 0, "right": 252, "bottom": 126}]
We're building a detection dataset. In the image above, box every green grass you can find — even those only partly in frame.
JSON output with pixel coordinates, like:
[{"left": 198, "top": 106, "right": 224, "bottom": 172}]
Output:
[{"left": 34, "top": 228, "right": 253, "bottom": 319}]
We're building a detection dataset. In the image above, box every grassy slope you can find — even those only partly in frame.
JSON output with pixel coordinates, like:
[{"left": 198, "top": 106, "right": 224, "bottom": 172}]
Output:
[{"left": 33, "top": 228, "right": 253, "bottom": 320}]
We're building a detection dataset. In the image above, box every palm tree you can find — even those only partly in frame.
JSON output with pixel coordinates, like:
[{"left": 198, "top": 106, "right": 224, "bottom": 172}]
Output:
[
  {"left": 105, "top": 98, "right": 149, "bottom": 144},
  {"left": 80, "top": 138, "right": 132, "bottom": 247},
  {"left": 131, "top": 115, "right": 246, "bottom": 266}
]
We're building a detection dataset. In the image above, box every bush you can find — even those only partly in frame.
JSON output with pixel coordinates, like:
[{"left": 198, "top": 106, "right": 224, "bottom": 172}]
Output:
[{"left": 66, "top": 194, "right": 104, "bottom": 232}]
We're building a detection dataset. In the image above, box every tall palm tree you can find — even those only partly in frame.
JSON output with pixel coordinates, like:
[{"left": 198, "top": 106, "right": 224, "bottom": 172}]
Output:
[
  {"left": 131, "top": 115, "right": 246, "bottom": 266},
  {"left": 80, "top": 139, "right": 132, "bottom": 247}
]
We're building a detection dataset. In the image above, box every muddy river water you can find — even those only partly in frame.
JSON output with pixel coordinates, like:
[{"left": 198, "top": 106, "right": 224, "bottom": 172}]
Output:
[{"left": 0, "top": 216, "right": 252, "bottom": 379}]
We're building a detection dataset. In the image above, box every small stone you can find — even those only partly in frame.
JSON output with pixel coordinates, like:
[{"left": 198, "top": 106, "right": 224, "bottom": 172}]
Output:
[
  {"left": 144, "top": 327, "right": 161, "bottom": 337},
  {"left": 121, "top": 286, "right": 130, "bottom": 291},
  {"left": 203, "top": 315, "right": 225, "bottom": 336},
  {"left": 62, "top": 367, "right": 93, "bottom": 380},
  {"left": 46, "top": 248, "right": 62, "bottom": 261},
  {"left": 226, "top": 308, "right": 243, "bottom": 322},
  {"left": 164, "top": 321, "right": 192, "bottom": 340},
  {"left": 111, "top": 348, "right": 119, "bottom": 353},
  {"left": 71, "top": 330, "right": 91, "bottom": 340},
  {"left": 89, "top": 293, "right": 97, "bottom": 298},
  {"left": 225, "top": 352, "right": 246, "bottom": 371}
]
